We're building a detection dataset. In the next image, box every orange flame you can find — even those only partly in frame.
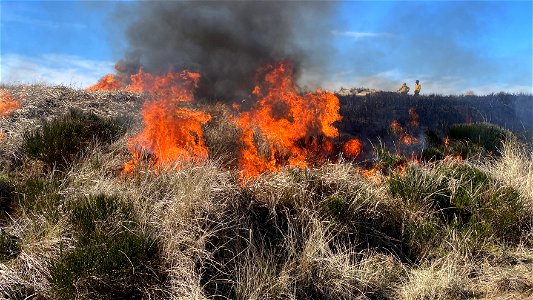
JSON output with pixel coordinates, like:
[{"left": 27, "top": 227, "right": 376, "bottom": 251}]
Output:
[
  {"left": 86, "top": 74, "right": 123, "bottom": 91},
  {"left": 89, "top": 70, "right": 210, "bottom": 172},
  {"left": 0, "top": 89, "right": 21, "bottom": 117},
  {"left": 342, "top": 138, "right": 362, "bottom": 158},
  {"left": 236, "top": 63, "right": 342, "bottom": 180},
  {"left": 124, "top": 70, "right": 209, "bottom": 171},
  {"left": 390, "top": 120, "right": 403, "bottom": 135},
  {"left": 400, "top": 133, "right": 418, "bottom": 145}
]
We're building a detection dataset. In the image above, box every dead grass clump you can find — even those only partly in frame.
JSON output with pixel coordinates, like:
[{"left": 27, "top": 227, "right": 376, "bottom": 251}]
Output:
[{"left": 202, "top": 103, "right": 242, "bottom": 167}]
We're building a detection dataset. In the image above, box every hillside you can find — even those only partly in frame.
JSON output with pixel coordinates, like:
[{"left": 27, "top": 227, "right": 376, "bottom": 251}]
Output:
[{"left": 0, "top": 84, "right": 532, "bottom": 299}]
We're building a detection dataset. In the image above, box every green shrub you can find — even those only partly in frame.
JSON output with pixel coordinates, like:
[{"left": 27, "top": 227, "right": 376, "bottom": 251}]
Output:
[
  {"left": 70, "top": 194, "right": 134, "bottom": 242},
  {"left": 325, "top": 195, "right": 346, "bottom": 220},
  {"left": 0, "top": 176, "right": 15, "bottom": 218},
  {"left": 0, "top": 230, "right": 21, "bottom": 262},
  {"left": 15, "top": 177, "right": 63, "bottom": 222},
  {"left": 390, "top": 162, "right": 529, "bottom": 254},
  {"left": 468, "top": 186, "right": 525, "bottom": 243},
  {"left": 50, "top": 194, "right": 164, "bottom": 299},
  {"left": 375, "top": 147, "right": 405, "bottom": 175},
  {"left": 23, "top": 109, "right": 126, "bottom": 170},
  {"left": 421, "top": 146, "right": 444, "bottom": 161},
  {"left": 448, "top": 123, "right": 514, "bottom": 154}
]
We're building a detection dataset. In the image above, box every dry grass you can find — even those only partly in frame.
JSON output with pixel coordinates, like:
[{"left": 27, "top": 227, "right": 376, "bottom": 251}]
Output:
[{"left": 0, "top": 85, "right": 532, "bottom": 299}]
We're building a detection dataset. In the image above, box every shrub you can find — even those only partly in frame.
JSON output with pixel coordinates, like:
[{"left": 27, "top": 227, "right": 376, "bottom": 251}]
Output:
[
  {"left": 375, "top": 147, "right": 405, "bottom": 175},
  {"left": 15, "top": 177, "right": 63, "bottom": 222},
  {"left": 50, "top": 194, "right": 164, "bottom": 299},
  {"left": 0, "top": 230, "right": 21, "bottom": 262},
  {"left": 448, "top": 123, "right": 514, "bottom": 154},
  {"left": 0, "top": 176, "right": 15, "bottom": 219},
  {"left": 390, "top": 162, "right": 529, "bottom": 257},
  {"left": 23, "top": 109, "right": 126, "bottom": 170}
]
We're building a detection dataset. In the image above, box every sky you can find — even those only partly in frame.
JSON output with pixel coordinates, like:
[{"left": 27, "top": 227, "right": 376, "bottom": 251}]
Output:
[{"left": 1, "top": 0, "right": 532, "bottom": 95}]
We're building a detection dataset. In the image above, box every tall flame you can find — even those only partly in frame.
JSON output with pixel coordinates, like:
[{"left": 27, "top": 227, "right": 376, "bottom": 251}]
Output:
[
  {"left": 89, "top": 70, "right": 211, "bottom": 172},
  {"left": 236, "top": 63, "right": 342, "bottom": 180},
  {"left": 126, "top": 70, "right": 210, "bottom": 171}
]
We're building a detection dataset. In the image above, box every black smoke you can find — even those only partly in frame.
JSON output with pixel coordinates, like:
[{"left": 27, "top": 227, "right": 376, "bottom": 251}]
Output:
[{"left": 117, "top": 1, "right": 336, "bottom": 101}]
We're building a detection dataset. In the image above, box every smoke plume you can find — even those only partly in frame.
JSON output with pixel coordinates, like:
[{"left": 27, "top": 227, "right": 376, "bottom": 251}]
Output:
[{"left": 118, "top": 1, "right": 335, "bottom": 101}]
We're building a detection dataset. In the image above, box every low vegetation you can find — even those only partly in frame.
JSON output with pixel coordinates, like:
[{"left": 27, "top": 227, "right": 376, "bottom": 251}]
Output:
[
  {"left": 22, "top": 109, "right": 127, "bottom": 170},
  {"left": 0, "top": 87, "right": 532, "bottom": 299}
]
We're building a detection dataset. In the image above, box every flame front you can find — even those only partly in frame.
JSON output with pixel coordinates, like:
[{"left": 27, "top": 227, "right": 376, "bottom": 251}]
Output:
[
  {"left": 0, "top": 89, "right": 21, "bottom": 117},
  {"left": 236, "top": 63, "right": 342, "bottom": 180},
  {"left": 90, "top": 70, "right": 210, "bottom": 172},
  {"left": 86, "top": 74, "right": 122, "bottom": 91}
]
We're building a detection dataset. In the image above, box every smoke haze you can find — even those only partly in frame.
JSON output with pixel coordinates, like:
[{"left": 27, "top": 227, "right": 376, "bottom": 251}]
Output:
[{"left": 118, "top": 1, "right": 336, "bottom": 101}]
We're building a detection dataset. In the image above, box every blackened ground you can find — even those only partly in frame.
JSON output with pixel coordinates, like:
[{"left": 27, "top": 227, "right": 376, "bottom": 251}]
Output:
[{"left": 337, "top": 92, "right": 533, "bottom": 156}]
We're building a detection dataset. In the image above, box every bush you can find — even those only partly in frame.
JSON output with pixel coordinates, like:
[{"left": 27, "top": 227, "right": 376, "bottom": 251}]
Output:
[
  {"left": 0, "top": 176, "right": 15, "bottom": 219},
  {"left": 15, "top": 177, "right": 63, "bottom": 222},
  {"left": 50, "top": 194, "right": 164, "bottom": 299},
  {"left": 0, "top": 230, "right": 21, "bottom": 262},
  {"left": 23, "top": 109, "right": 126, "bottom": 170},
  {"left": 448, "top": 123, "right": 514, "bottom": 154},
  {"left": 390, "top": 162, "right": 529, "bottom": 257}
]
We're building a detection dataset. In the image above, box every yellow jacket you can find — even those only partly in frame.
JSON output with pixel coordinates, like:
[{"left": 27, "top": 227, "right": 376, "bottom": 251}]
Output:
[
  {"left": 398, "top": 85, "right": 410, "bottom": 94},
  {"left": 414, "top": 83, "right": 421, "bottom": 92}
]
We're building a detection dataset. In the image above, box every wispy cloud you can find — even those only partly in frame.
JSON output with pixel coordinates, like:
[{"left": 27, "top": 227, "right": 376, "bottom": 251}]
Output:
[
  {"left": 0, "top": 53, "right": 115, "bottom": 88},
  {"left": 331, "top": 30, "right": 396, "bottom": 40},
  {"left": 1, "top": 13, "right": 87, "bottom": 30}
]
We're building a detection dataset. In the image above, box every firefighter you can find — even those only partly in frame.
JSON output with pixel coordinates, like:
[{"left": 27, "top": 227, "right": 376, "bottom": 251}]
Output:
[
  {"left": 397, "top": 83, "right": 410, "bottom": 94},
  {"left": 414, "top": 80, "right": 421, "bottom": 95}
]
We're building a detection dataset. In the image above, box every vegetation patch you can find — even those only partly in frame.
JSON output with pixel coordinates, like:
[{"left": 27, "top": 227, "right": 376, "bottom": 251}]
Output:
[
  {"left": 22, "top": 109, "right": 126, "bottom": 170},
  {"left": 50, "top": 194, "right": 165, "bottom": 299},
  {"left": 390, "top": 162, "right": 530, "bottom": 260},
  {"left": 448, "top": 123, "right": 514, "bottom": 154},
  {"left": 0, "top": 230, "right": 21, "bottom": 262},
  {"left": 0, "top": 175, "right": 15, "bottom": 220}
]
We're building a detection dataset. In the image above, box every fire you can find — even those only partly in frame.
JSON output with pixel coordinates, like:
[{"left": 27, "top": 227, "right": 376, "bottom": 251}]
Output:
[
  {"left": 89, "top": 70, "right": 210, "bottom": 172},
  {"left": 86, "top": 74, "right": 122, "bottom": 91},
  {"left": 361, "top": 168, "right": 383, "bottom": 184},
  {"left": 126, "top": 105, "right": 211, "bottom": 170},
  {"left": 342, "top": 139, "right": 362, "bottom": 158},
  {"left": 235, "top": 63, "right": 342, "bottom": 180},
  {"left": 125, "top": 69, "right": 200, "bottom": 102},
  {"left": 0, "top": 89, "right": 21, "bottom": 117},
  {"left": 400, "top": 133, "right": 418, "bottom": 145},
  {"left": 390, "top": 110, "right": 419, "bottom": 146},
  {"left": 390, "top": 120, "right": 403, "bottom": 135},
  {"left": 124, "top": 70, "right": 209, "bottom": 171}
]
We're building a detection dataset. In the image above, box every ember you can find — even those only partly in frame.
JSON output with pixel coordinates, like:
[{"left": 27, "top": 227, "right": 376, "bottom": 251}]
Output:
[{"left": 343, "top": 139, "right": 362, "bottom": 158}]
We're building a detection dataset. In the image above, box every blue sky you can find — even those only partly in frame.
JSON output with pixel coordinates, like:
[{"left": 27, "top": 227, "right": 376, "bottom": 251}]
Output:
[{"left": 1, "top": 0, "right": 532, "bottom": 94}]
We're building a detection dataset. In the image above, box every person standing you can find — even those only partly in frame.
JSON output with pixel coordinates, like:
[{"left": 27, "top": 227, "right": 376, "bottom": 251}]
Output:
[
  {"left": 414, "top": 80, "right": 421, "bottom": 95},
  {"left": 397, "top": 83, "right": 410, "bottom": 94}
]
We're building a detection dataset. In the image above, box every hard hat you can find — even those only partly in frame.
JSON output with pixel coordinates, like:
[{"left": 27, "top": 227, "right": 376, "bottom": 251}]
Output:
[{"left": 416, "top": 80, "right": 419, "bottom": 83}]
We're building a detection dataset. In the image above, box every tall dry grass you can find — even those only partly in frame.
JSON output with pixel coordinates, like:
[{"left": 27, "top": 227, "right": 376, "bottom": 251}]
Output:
[{"left": 1, "top": 133, "right": 532, "bottom": 299}]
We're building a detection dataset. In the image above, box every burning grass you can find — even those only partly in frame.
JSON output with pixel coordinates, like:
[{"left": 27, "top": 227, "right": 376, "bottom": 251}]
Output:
[{"left": 0, "top": 83, "right": 532, "bottom": 299}]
